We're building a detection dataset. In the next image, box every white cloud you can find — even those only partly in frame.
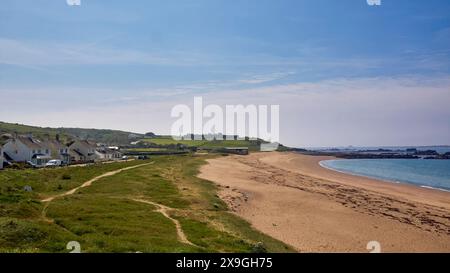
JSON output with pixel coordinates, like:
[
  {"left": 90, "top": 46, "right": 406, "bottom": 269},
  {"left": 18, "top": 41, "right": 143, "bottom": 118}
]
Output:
[
  {"left": 0, "top": 38, "right": 204, "bottom": 67},
  {"left": 1, "top": 76, "right": 449, "bottom": 147},
  {"left": 238, "top": 72, "right": 296, "bottom": 84}
]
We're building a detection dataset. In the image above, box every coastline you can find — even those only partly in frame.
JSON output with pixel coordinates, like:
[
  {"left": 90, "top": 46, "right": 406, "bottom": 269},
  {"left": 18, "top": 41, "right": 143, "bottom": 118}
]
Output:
[
  {"left": 318, "top": 159, "right": 450, "bottom": 193},
  {"left": 198, "top": 152, "right": 450, "bottom": 252},
  {"left": 268, "top": 153, "right": 450, "bottom": 209}
]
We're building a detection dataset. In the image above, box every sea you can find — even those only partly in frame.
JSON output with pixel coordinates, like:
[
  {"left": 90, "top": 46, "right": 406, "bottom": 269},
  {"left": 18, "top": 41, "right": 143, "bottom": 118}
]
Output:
[
  {"left": 310, "top": 145, "right": 450, "bottom": 154},
  {"left": 320, "top": 159, "right": 450, "bottom": 192}
]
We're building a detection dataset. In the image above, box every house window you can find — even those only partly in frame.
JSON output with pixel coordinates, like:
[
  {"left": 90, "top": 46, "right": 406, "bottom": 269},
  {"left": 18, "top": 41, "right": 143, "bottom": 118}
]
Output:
[
  {"left": 32, "top": 150, "right": 35, "bottom": 154},
  {"left": 60, "top": 149, "right": 64, "bottom": 153},
  {"left": 46, "top": 149, "right": 49, "bottom": 154}
]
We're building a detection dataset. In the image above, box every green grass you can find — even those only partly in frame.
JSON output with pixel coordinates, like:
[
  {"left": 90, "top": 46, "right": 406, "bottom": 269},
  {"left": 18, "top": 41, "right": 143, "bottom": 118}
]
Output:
[
  {"left": 122, "top": 148, "right": 168, "bottom": 152},
  {"left": 141, "top": 138, "right": 210, "bottom": 147},
  {"left": 46, "top": 197, "right": 195, "bottom": 252},
  {"left": 0, "top": 155, "right": 294, "bottom": 253},
  {"left": 0, "top": 160, "right": 150, "bottom": 197},
  {"left": 141, "top": 137, "right": 263, "bottom": 151},
  {"left": 0, "top": 121, "right": 143, "bottom": 145}
]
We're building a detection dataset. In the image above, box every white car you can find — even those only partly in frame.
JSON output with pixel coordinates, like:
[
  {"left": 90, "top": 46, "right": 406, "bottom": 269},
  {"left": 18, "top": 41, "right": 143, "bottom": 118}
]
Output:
[{"left": 46, "top": 160, "right": 62, "bottom": 167}]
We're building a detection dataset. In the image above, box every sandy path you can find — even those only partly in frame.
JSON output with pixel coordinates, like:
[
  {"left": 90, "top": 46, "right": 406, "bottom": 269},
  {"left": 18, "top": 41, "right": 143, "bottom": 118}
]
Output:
[
  {"left": 39, "top": 161, "right": 196, "bottom": 248},
  {"left": 40, "top": 162, "right": 155, "bottom": 225},
  {"left": 132, "top": 199, "right": 196, "bottom": 246},
  {"left": 198, "top": 152, "right": 450, "bottom": 252},
  {"left": 41, "top": 162, "right": 154, "bottom": 203}
]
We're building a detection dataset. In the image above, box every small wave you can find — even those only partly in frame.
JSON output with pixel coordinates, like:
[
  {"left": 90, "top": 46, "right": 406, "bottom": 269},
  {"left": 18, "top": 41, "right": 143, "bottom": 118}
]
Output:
[{"left": 420, "top": 185, "right": 450, "bottom": 193}]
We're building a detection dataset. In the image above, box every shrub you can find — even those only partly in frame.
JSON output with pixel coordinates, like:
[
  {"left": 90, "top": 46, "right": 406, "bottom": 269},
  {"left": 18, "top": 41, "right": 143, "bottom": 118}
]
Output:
[{"left": 61, "top": 174, "right": 71, "bottom": 180}]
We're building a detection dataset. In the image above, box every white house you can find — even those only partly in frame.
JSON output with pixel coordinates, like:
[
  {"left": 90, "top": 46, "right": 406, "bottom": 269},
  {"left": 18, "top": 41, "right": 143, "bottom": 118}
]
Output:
[
  {"left": 2, "top": 136, "right": 52, "bottom": 167},
  {"left": 69, "top": 140, "right": 97, "bottom": 163},
  {"left": 44, "top": 140, "right": 70, "bottom": 164},
  {"left": 0, "top": 144, "right": 4, "bottom": 170},
  {"left": 95, "top": 148, "right": 122, "bottom": 161}
]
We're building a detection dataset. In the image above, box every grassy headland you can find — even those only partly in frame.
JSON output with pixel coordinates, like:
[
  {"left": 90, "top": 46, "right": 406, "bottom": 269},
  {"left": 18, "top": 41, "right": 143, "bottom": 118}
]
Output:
[{"left": 0, "top": 155, "right": 293, "bottom": 253}]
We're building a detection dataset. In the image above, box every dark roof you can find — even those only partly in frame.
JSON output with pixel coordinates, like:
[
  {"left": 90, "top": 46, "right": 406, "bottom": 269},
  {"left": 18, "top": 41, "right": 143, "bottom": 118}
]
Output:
[
  {"left": 16, "top": 137, "right": 46, "bottom": 150},
  {"left": 44, "top": 140, "right": 67, "bottom": 150},
  {"left": 73, "top": 140, "right": 97, "bottom": 150}
]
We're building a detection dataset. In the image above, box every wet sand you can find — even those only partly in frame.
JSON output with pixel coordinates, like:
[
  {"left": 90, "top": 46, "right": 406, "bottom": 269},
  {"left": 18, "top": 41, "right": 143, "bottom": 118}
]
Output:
[{"left": 198, "top": 152, "right": 450, "bottom": 252}]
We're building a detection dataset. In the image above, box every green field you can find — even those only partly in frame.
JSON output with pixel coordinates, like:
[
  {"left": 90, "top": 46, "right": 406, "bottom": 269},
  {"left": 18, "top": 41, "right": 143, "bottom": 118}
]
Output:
[
  {"left": 0, "top": 155, "right": 293, "bottom": 253},
  {"left": 122, "top": 148, "right": 169, "bottom": 152},
  {"left": 141, "top": 137, "right": 264, "bottom": 150}
]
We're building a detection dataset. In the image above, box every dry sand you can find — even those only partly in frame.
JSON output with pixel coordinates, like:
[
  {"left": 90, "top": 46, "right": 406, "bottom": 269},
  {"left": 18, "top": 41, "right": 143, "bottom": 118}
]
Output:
[{"left": 198, "top": 152, "right": 450, "bottom": 252}]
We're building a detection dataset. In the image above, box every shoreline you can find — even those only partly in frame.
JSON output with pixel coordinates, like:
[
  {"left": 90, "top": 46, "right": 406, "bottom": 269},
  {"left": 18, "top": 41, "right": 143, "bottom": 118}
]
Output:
[
  {"left": 318, "top": 159, "right": 450, "bottom": 193},
  {"left": 272, "top": 153, "right": 450, "bottom": 209},
  {"left": 198, "top": 152, "right": 450, "bottom": 252}
]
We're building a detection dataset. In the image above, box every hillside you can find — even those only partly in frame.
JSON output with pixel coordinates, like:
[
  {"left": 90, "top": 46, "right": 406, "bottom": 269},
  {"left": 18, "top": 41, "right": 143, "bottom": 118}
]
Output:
[
  {"left": 0, "top": 121, "right": 289, "bottom": 151},
  {"left": 0, "top": 121, "right": 143, "bottom": 145}
]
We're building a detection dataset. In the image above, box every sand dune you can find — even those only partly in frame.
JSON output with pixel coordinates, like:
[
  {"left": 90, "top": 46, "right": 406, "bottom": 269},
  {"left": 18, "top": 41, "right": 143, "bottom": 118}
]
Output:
[{"left": 198, "top": 152, "right": 450, "bottom": 252}]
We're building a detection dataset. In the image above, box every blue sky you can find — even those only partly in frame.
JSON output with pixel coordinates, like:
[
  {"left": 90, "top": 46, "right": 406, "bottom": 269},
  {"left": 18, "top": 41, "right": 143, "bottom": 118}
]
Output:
[{"left": 1, "top": 0, "right": 449, "bottom": 147}]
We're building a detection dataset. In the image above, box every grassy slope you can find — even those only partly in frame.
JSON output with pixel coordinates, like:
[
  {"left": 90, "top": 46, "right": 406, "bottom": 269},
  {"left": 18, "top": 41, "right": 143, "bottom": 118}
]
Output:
[
  {"left": 141, "top": 137, "right": 263, "bottom": 151},
  {"left": 0, "top": 155, "right": 293, "bottom": 253},
  {"left": 0, "top": 121, "right": 143, "bottom": 145}
]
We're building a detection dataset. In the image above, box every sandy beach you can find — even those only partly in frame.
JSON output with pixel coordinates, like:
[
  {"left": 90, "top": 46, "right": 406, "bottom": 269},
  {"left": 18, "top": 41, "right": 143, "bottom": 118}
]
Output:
[{"left": 198, "top": 152, "right": 450, "bottom": 252}]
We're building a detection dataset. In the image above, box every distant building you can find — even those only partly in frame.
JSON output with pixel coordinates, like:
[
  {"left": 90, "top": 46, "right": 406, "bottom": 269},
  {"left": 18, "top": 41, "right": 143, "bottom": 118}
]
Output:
[
  {"left": 69, "top": 140, "right": 97, "bottom": 163},
  {"left": 2, "top": 136, "right": 51, "bottom": 167},
  {"left": 44, "top": 140, "right": 70, "bottom": 164}
]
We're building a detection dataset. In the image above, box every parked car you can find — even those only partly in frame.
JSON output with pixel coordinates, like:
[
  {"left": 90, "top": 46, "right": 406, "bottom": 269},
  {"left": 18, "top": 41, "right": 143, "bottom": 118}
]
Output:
[
  {"left": 46, "top": 159, "right": 62, "bottom": 167},
  {"left": 121, "top": 156, "right": 129, "bottom": 160},
  {"left": 137, "top": 155, "right": 149, "bottom": 160}
]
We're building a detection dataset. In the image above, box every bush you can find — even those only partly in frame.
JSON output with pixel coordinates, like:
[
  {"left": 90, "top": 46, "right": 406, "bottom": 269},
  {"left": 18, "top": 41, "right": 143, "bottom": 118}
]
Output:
[{"left": 61, "top": 174, "right": 71, "bottom": 180}]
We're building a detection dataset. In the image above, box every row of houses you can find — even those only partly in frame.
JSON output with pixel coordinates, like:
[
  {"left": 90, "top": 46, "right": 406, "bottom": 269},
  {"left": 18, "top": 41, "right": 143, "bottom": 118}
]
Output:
[{"left": 0, "top": 136, "right": 122, "bottom": 169}]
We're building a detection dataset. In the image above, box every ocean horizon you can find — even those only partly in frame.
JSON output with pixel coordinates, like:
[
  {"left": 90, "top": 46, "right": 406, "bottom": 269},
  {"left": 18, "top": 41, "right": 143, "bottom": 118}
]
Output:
[
  {"left": 320, "top": 159, "right": 450, "bottom": 192},
  {"left": 310, "top": 145, "right": 450, "bottom": 154}
]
